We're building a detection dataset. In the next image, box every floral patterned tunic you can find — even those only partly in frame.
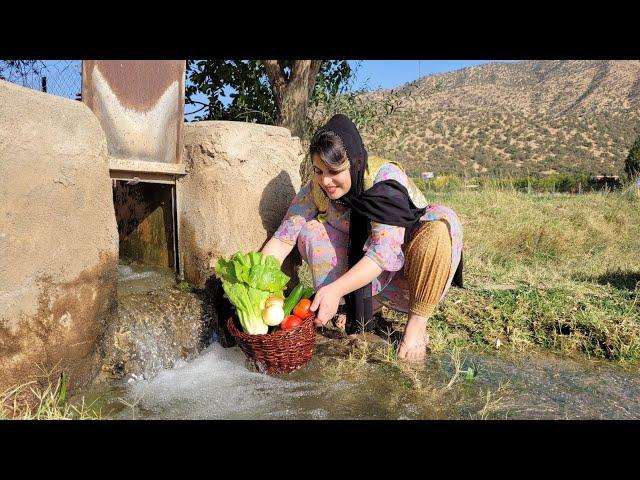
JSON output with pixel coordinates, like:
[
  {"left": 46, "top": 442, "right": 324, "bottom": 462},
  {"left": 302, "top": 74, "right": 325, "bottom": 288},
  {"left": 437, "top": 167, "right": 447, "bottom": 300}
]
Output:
[{"left": 273, "top": 162, "right": 464, "bottom": 313}]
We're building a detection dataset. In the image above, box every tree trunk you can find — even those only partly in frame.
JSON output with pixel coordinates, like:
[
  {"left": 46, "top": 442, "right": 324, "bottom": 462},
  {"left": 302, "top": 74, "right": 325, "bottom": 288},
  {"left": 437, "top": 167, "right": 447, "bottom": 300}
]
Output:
[{"left": 263, "top": 60, "right": 323, "bottom": 138}]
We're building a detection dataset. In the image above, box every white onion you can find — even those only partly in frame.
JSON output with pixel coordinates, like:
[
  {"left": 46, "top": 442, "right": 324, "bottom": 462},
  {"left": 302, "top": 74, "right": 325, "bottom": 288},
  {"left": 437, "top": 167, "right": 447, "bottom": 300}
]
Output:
[
  {"left": 265, "top": 296, "right": 284, "bottom": 309},
  {"left": 262, "top": 304, "right": 285, "bottom": 326}
]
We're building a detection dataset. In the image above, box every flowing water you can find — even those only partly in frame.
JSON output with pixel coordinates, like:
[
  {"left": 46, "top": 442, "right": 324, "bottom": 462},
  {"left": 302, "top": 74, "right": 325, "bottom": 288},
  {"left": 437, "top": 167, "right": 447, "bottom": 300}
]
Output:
[
  {"left": 71, "top": 265, "right": 640, "bottom": 420},
  {"left": 100, "top": 263, "right": 210, "bottom": 382}
]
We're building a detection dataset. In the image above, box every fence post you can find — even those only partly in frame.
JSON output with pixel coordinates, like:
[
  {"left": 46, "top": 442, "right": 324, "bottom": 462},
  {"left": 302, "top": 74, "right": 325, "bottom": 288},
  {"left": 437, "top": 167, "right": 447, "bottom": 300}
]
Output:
[{"left": 41, "top": 76, "right": 47, "bottom": 93}]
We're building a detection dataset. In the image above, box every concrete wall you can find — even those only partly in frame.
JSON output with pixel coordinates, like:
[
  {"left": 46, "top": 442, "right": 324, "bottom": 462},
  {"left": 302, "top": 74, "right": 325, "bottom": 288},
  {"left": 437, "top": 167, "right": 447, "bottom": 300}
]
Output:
[
  {"left": 179, "top": 121, "right": 304, "bottom": 289},
  {"left": 0, "top": 80, "right": 119, "bottom": 393}
]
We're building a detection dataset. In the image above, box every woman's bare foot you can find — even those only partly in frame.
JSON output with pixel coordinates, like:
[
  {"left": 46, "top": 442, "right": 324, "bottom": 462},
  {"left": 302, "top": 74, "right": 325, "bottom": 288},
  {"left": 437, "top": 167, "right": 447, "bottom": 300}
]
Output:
[{"left": 398, "top": 313, "right": 429, "bottom": 361}]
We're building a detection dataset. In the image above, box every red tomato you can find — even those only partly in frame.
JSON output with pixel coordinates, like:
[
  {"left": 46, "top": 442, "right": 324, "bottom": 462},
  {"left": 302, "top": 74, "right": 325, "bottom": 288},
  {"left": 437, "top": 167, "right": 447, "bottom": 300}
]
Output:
[
  {"left": 293, "top": 298, "right": 312, "bottom": 319},
  {"left": 281, "top": 314, "right": 304, "bottom": 330}
]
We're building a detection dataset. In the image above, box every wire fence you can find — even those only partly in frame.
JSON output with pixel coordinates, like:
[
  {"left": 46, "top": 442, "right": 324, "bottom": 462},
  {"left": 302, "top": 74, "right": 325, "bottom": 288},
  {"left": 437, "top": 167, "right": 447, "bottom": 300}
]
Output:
[{"left": 0, "top": 60, "right": 82, "bottom": 100}]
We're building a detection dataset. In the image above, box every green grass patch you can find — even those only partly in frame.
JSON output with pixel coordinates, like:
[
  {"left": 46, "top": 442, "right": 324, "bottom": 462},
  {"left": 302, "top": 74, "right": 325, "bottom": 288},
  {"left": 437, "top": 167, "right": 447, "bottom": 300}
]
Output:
[
  {"left": 423, "top": 284, "right": 640, "bottom": 362},
  {"left": 382, "top": 185, "right": 639, "bottom": 363}
]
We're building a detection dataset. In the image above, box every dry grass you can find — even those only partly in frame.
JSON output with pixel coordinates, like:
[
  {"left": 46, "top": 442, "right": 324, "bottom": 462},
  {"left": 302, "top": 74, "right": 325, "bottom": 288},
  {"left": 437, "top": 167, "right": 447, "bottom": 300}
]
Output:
[
  {"left": 302, "top": 184, "right": 640, "bottom": 363},
  {"left": 419, "top": 185, "right": 640, "bottom": 362},
  {"left": 0, "top": 365, "right": 104, "bottom": 420}
]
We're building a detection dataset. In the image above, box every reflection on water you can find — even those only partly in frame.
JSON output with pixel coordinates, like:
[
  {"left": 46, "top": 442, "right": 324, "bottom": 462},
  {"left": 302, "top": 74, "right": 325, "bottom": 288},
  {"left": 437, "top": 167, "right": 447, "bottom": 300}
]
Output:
[{"left": 465, "top": 352, "right": 640, "bottom": 419}]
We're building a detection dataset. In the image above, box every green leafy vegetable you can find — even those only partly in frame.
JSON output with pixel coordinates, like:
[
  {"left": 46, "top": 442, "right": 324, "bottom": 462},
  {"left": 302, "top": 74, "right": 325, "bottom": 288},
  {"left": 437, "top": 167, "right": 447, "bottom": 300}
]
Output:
[{"left": 215, "top": 251, "right": 290, "bottom": 335}]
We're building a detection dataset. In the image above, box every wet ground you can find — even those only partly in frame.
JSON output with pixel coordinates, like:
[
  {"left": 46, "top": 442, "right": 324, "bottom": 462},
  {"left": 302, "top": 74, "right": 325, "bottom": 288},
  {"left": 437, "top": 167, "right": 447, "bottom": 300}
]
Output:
[{"left": 71, "top": 264, "right": 640, "bottom": 420}]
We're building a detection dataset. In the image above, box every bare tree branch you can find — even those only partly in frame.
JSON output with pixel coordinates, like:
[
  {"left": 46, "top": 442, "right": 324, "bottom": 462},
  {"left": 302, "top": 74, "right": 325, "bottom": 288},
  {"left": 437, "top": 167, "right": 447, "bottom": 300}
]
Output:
[{"left": 185, "top": 104, "right": 209, "bottom": 115}]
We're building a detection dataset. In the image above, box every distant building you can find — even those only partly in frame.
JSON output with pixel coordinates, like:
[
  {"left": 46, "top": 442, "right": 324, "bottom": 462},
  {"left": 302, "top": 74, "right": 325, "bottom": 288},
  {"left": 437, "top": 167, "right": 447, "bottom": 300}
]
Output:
[
  {"left": 591, "top": 175, "right": 621, "bottom": 189},
  {"left": 592, "top": 175, "right": 620, "bottom": 181},
  {"left": 421, "top": 171, "right": 434, "bottom": 181}
]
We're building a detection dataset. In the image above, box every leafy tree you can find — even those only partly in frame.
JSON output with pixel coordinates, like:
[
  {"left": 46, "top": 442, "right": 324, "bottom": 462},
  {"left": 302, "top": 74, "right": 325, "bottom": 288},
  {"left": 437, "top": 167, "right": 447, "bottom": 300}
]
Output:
[
  {"left": 185, "top": 60, "right": 274, "bottom": 124},
  {"left": 185, "top": 60, "right": 352, "bottom": 138},
  {"left": 186, "top": 59, "right": 407, "bottom": 182}
]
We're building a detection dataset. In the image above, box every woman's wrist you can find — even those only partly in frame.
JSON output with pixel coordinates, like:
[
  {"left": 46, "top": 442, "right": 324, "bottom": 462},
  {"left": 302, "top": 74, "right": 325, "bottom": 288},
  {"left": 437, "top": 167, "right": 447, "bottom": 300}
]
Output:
[{"left": 329, "top": 279, "right": 348, "bottom": 299}]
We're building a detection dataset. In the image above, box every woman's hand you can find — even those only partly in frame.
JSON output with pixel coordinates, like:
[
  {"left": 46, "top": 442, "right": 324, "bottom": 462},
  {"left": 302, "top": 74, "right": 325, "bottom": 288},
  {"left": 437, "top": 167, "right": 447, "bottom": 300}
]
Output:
[
  {"left": 309, "top": 283, "right": 342, "bottom": 327},
  {"left": 309, "top": 256, "right": 383, "bottom": 327}
]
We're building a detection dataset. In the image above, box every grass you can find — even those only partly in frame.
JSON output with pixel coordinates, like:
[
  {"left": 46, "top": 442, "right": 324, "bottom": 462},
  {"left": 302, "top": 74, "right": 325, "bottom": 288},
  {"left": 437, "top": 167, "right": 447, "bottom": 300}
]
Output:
[
  {"left": 314, "top": 329, "right": 509, "bottom": 418},
  {"left": 416, "top": 182, "right": 640, "bottom": 362},
  {"left": 176, "top": 280, "right": 193, "bottom": 293},
  {"left": 302, "top": 182, "right": 640, "bottom": 364},
  {"left": 0, "top": 365, "right": 105, "bottom": 420}
]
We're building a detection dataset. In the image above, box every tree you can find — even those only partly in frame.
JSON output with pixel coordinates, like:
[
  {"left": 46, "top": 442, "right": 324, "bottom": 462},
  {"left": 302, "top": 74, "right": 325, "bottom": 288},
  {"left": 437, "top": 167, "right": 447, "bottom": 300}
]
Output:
[
  {"left": 624, "top": 135, "right": 640, "bottom": 181},
  {"left": 263, "top": 60, "right": 323, "bottom": 138},
  {"left": 185, "top": 60, "right": 274, "bottom": 123},
  {"left": 185, "top": 60, "right": 352, "bottom": 138},
  {"left": 186, "top": 59, "right": 409, "bottom": 183}
]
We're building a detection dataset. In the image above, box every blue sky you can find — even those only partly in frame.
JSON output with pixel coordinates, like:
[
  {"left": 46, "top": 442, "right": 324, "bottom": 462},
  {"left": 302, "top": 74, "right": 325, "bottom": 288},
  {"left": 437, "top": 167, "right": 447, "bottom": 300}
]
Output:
[
  {"left": 184, "top": 60, "right": 517, "bottom": 119},
  {"left": 348, "top": 60, "right": 515, "bottom": 90}
]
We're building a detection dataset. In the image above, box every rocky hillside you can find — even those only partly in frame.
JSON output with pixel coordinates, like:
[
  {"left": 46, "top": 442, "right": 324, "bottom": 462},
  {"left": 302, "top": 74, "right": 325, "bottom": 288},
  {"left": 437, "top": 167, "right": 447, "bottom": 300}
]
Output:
[{"left": 362, "top": 60, "right": 640, "bottom": 177}]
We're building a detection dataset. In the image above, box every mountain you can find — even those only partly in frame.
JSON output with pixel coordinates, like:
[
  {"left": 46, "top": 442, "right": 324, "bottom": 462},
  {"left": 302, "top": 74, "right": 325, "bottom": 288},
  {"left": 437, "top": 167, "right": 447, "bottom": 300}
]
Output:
[{"left": 362, "top": 60, "right": 640, "bottom": 177}]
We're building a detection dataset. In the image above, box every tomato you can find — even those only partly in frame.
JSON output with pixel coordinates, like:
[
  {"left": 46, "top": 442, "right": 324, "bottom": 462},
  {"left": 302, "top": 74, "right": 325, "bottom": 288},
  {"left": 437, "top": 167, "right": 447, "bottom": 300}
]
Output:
[
  {"left": 281, "top": 314, "right": 304, "bottom": 330},
  {"left": 293, "top": 298, "right": 313, "bottom": 319}
]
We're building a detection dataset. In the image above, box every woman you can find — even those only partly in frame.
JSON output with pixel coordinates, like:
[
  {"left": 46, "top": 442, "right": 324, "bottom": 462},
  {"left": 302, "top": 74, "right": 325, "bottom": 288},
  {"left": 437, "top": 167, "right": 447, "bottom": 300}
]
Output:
[{"left": 261, "top": 114, "right": 463, "bottom": 361}]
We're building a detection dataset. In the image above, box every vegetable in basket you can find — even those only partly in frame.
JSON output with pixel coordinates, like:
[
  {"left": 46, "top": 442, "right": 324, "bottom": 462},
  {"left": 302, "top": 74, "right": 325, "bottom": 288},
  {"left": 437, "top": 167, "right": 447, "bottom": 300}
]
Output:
[
  {"left": 281, "top": 314, "right": 304, "bottom": 330},
  {"left": 293, "top": 298, "right": 313, "bottom": 319},
  {"left": 263, "top": 299, "right": 285, "bottom": 326},
  {"left": 215, "top": 251, "right": 290, "bottom": 335},
  {"left": 282, "top": 284, "right": 315, "bottom": 316},
  {"left": 280, "top": 295, "right": 315, "bottom": 330}
]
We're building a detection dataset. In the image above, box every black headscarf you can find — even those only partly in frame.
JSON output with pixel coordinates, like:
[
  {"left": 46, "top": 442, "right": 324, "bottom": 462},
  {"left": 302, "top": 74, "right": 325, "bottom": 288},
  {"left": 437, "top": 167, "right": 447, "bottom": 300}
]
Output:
[{"left": 322, "top": 114, "right": 428, "bottom": 333}]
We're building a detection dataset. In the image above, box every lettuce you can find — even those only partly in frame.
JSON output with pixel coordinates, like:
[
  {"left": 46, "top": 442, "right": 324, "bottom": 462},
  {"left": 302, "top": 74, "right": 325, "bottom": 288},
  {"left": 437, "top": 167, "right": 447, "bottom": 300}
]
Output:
[{"left": 215, "top": 251, "right": 290, "bottom": 335}]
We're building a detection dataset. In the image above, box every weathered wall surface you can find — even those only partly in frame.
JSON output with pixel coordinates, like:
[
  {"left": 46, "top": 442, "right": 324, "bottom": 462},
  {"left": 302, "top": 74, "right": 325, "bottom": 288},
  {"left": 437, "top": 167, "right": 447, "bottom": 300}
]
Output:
[
  {"left": 179, "top": 121, "right": 304, "bottom": 289},
  {"left": 0, "top": 80, "right": 119, "bottom": 393}
]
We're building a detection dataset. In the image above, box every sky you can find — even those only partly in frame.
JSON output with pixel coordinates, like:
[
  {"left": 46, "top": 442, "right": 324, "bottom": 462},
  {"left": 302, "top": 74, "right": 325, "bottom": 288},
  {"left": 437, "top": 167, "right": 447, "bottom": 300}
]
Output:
[
  {"left": 347, "top": 60, "right": 514, "bottom": 91},
  {"left": 184, "top": 60, "right": 517, "bottom": 119}
]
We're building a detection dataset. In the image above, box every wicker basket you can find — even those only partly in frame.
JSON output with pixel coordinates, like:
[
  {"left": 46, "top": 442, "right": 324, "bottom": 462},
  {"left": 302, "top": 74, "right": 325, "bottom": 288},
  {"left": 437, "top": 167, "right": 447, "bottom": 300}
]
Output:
[{"left": 227, "top": 314, "right": 316, "bottom": 374}]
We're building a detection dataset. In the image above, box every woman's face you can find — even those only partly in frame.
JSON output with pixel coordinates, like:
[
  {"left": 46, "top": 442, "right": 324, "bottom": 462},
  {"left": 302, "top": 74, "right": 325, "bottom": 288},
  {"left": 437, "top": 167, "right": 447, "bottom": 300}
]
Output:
[{"left": 312, "top": 154, "right": 351, "bottom": 200}]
